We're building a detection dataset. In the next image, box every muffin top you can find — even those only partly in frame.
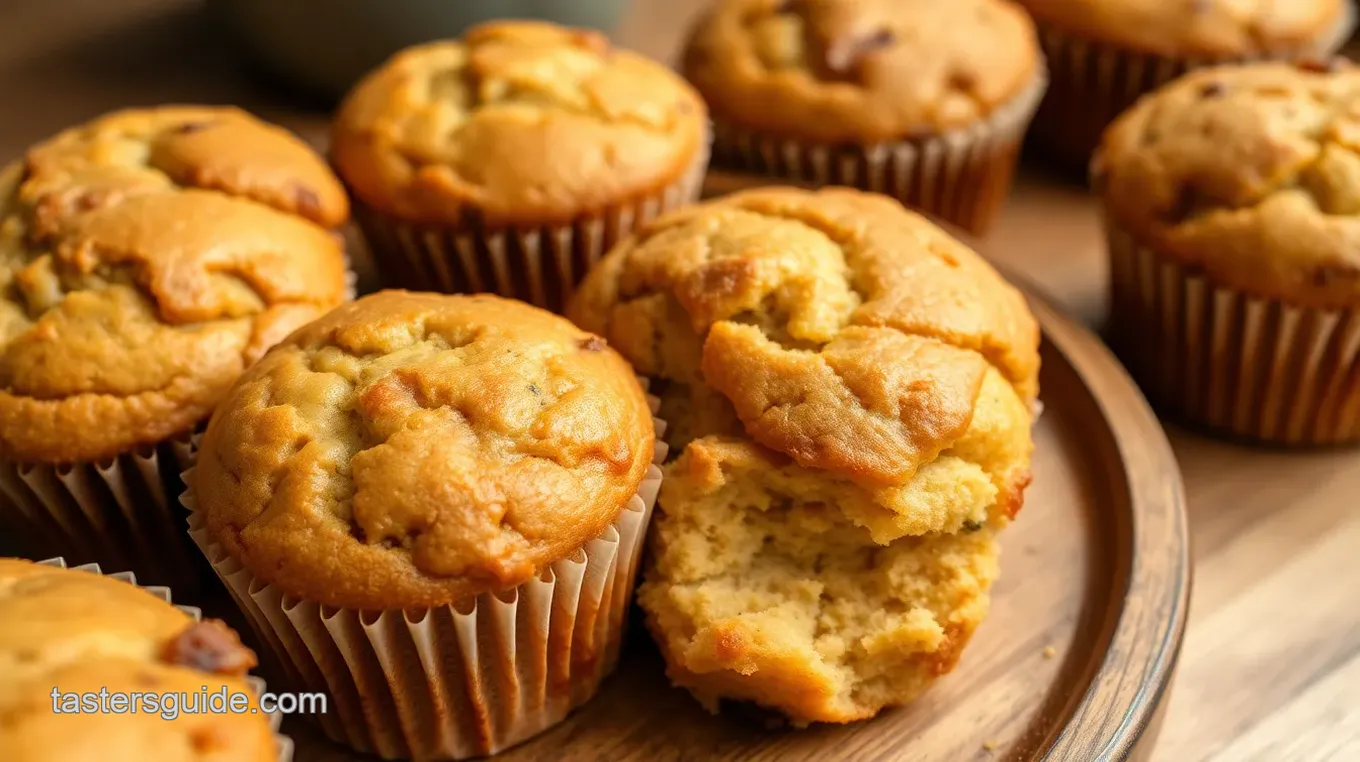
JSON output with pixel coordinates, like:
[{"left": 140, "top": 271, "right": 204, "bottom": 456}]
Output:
[
  {"left": 1018, "top": 0, "right": 1349, "bottom": 59},
  {"left": 194, "top": 291, "right": 656, "bottom": 610},
  {"left": 682, "top": 0, "right": 1041, "bottom": 143},
  {"left": 570, "top": 186, "right": 1038, "bottom": 491},
  {"left": 1097, "top": 61, "right": 1360, "bottom": 309},
  {"left": 0, "top": 559, "right": 275, "bottom": 762},
  {"left": 331, "top": 21, "right": 709, "bottom": 228},
  {"left": 0, "top": 106, "right": 351, "bottom": 464}
]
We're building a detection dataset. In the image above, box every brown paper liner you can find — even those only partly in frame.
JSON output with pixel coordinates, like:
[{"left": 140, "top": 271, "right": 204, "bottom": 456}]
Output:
[
  {"left": 709, "top": 69, "right": 1047, "bottom": 235},
  {"left": 1106, "top": 223, "right": 1360, "bottom": 445},
  {"left": 1031, "top": 6, "right": 1356, "bottom": 170},
  {"left": 353, "top": 140, "right": 710, "bottom": 315},
  {"left": 182, "top": 387, "right": 668, "bottom": 760},
  {"left": 0, "top": 433, "right": 199, "bottom": 588},
  {"left": 36, "top": 556, "right": 294, "bottom": 762}
]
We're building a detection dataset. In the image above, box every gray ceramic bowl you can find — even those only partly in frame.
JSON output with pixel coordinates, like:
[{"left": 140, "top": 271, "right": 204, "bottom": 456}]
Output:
[{"left": 207, "top": 0, "right": 630, "bottom": 100}]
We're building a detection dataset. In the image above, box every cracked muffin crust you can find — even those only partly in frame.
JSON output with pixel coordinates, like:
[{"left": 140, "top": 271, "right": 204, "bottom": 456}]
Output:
[
  {"left": 1097, "top": 61, "right": 1360, "bottom": 310},
  {"left": 570, "top": 186, "right": 1038, "bottom": 722},
  {"left": 1019, "top": 0, "right": 1349, "bottom": 60},
  {"left": 570, "top": 185, "right": 1038, "bottom": 516},
  {"left": 0, "top": 558, "right": 275, "bottom": 762},
  {"left": 0, "top": 106, "right": 351, "bottom": 464},
  {"left": 193, "top": 291, "right": 656, "bottom": 610},
  {"left": 683, "top": 0, "right": 1041, "bottom": 143},
  {"left": 331, "top": 21, "right": 709, "bottom": 228}
]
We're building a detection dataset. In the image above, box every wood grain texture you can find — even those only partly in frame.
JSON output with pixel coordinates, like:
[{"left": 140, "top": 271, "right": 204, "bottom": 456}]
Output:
[{"left": 0, "top": 1, "right": 1356, "bottom": 760}]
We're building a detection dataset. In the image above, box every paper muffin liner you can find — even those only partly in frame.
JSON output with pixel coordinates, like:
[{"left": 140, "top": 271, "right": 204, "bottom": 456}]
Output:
[
  {"left": 353, "top": 139, "right": 710, "bottom": 315},
  {"left": 1106, "top": 223, "right": 1360, "bottom": 445},
  {"left": 0, "top": 432, "right": 200, "bottom": 588},
  {"left": 182, "top": 386, "right": 668, "bottom": 760},
  {"left": 1030, "top": 5, "right": 1356, "bottom": 170},
  {"left": 709, "top": 69, "right": 1047, "bottom": 235},
  {"left": 36, "top": 556, "right": 294, "bottom": 762}
]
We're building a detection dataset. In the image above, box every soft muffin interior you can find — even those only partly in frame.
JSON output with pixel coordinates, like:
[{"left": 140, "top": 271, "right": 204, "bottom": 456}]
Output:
[{"left": 640, "top": 436, "right": 998, "bottom": 724}]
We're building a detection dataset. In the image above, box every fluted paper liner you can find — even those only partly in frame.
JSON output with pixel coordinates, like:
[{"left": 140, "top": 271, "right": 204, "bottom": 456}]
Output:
[
  {"left": 355, "top": 139, "right": 710, "bottom": 314},
  {"left": 0, "top": 433, "right": 199, "bottom": 587},
  {"left": 183, "top": 388, "right": 668, "bottom": 759},
  {"left": 1107, "top": 223, "right": 1360, "bottom": 445},
  {"left": 1031, "top": 5, "right": 1356, "bottom": 169},
  {"left": 35, "top": 556, "right": 294, "bottom": 762},
  {"left": 711, "top": 70, "right": 1047, "bottom": 234}
]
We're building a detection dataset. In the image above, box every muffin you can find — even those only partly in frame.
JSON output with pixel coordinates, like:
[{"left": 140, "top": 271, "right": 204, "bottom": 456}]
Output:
[
  {"left": 1021, "top": 0, "right": 1355, "bottom": 170},
  {"left": 1097, "top": 61, "right": 1360, "bottom": 445},
  {"left": 0, "top": 557, "right": 288, "bottom": 761},
  {"left": 0, "top": 106, "right": 351, "bottom": 586},
  {"left": 682, "top": 0, "right": 1046, "bottom": 234},
  {"left": 331, "top": 21, "right": 710, "bottom": 313},
  {"left": 569, "top": 186, "right": 1039, "bottom": 723},
  {"left": 185, "top": 291, "right": 663, "bottom": 759}
]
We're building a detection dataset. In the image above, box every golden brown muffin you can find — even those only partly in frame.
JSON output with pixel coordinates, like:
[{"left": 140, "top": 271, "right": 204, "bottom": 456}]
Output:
[
  {"left": 0, "top": 558, "right": 276, "bottom": 762},
  {"left": 0, "top": 106, "right": 351, "bottom": 465},
  {"left": 332, "top": 21, "right": 708, "bottom": 229},
  {"left": 1019, "top": 0, "right": 1353, "bottom": 170},
  {"left": 640, "top": 437, "right": 998, "bottom": 724},
  {"left": 193, "top": 290, "right": 656, "bottom": 611},
  {"left": 680, "top": 0, "right": 1044, "bottom": 233},
  {"left": 1097, "top": 61, "right": 1360, "bottom": 445},
  {"left": 1020, "top": 0, "right": 1348, "bottom": 59},
  {"left": 1097, "top": 61, "right": 1360, "bottom": 312},
  {"left": 570, "top": 186, "right": 1039, "bottom": 721},
  {"left": 685, "top": 0, "right": 1041, "bottom": 144},
  {"left": 572, "top": 186, "right": 1038, "bottom": 526}
]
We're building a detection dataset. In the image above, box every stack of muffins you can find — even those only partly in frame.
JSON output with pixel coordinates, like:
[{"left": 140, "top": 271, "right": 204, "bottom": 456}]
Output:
[
  {"left": 570, "top": 186, "right": 1039, "bottom": 723},
  {"left": 0, "top": 1, "right": 1197, "bottom": 758}
]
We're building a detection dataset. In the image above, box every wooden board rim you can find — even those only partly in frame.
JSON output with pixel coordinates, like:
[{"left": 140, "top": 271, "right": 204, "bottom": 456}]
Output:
[{"left": 1018, "top": 280, "right": 1192, "bottom": 761}]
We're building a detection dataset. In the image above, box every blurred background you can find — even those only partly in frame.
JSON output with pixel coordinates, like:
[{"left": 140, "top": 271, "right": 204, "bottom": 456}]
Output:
[{"left": 0, "top": 0, "right": 698, "bottom": 153}]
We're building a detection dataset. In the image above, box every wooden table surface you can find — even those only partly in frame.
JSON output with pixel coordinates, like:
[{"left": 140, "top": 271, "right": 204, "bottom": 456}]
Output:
[{"left": 2, "top": 1, "right": 1358, "bottom": 760}]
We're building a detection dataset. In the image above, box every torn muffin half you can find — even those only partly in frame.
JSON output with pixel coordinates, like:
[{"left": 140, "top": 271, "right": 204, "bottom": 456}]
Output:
[{"left": 570, "top": 185, "right": 1039, "bottom": 724}]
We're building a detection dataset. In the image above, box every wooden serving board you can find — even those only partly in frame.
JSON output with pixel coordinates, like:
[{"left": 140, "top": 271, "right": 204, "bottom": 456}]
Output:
[{"left": 280, "top": 284, "right": 1190, "bottom": 762}]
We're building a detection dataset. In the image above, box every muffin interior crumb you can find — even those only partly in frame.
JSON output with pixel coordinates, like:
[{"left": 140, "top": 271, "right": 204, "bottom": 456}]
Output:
[{"left": 642, "top": 437, "right": 998, "bottom": 724}]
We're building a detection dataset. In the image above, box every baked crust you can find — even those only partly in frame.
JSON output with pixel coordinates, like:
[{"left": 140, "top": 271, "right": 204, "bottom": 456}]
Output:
[
  {"left": 331, "top": 21, "right": 708, "bottom": 228},
  {"left": 1019, "top": 0, "right": 1347, "bottom": 59},
  {"left": 571, "top": 185, "right": 1037, "bottom": 497},
  {"left": 1096, "top": 62, "right": 1360, "bottom": 310},
  {"left": 194, "top": 291, "right": 656, "bottom": 610},
  {"left": 682, "top": 0, "right": 1040, "bottom": 143},
  {"left": 0, "top": 106, "right": 350, "bottom": 464}
]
